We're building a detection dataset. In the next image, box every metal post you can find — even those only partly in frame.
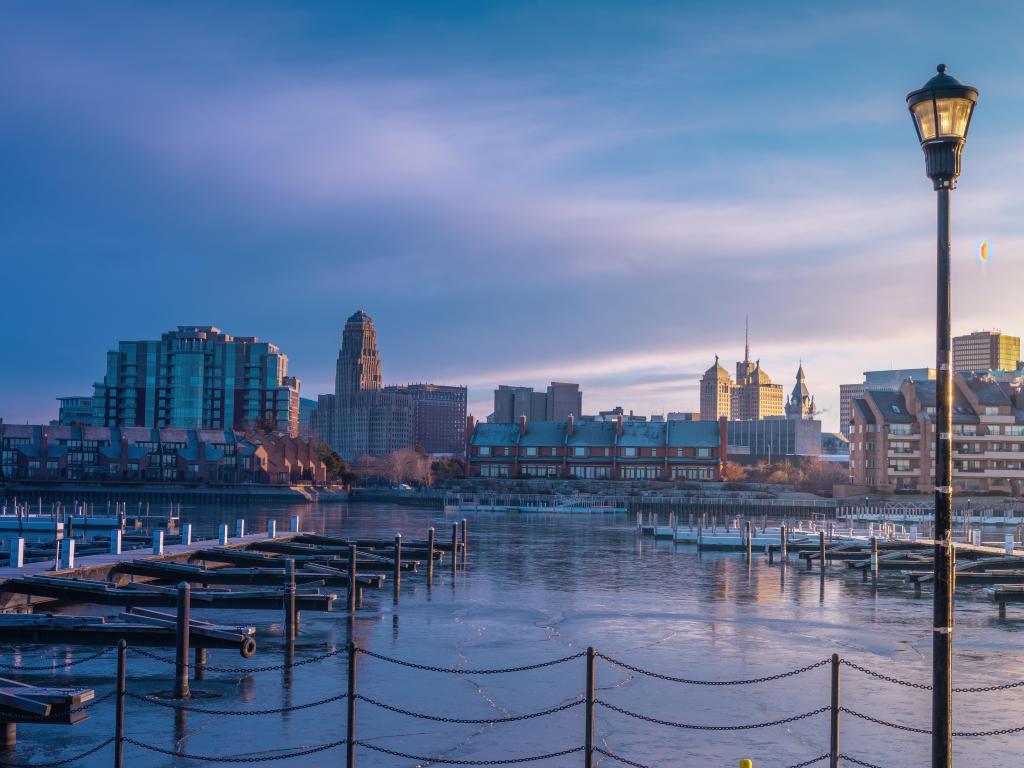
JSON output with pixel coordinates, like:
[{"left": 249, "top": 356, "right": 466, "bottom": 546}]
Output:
[
  {"left": 235, "top": 519, "right": 245, "bottom": 538},
  {"left": 11, "top": 538, "right": 23, "bottom": 569},
  {"left": 427, "top": 527, "right": 435, "bottom": 583},
  {"left": 347, "top": 641, "right": 357, "bottom": 768},
  {"left": 175, "top": 582, "right": 190, "bottom": 699},
  {"left": 819, "top": 531, "right": 826, "bottom": 571},
  {"left": 285, "top": 558, "right": 296, "bottom": 645},
  {"left": 181, "top": 523, "right": 192, "bottom": 547},
  {"left": 932, "top": 183, "right": 954, "bottom": 768},
  {"left": 461, "top": 518, "right": 468, "bottom": 556},
  {"left": 585, "top": 646, "right": 596, "bottom": 768},
  {"left": 218, "top": 524, "right": 228, "bottom": 545},
  {"left": 871, "top": 536, "right": 878, "bottom": 584},
  {"left": 194, "top": 647, "right": 207, "bottom": 680},
  {"left": 348, "top": 545, "right": 358, "bottom": 613},
  {"left": 393, "top": 534, "right": 402, "bottom": 602},
  {"left": 780, "top": 525, "right": 788, "bottom": 560},
  {"left": 152, "top": 530, "right": 164, "bottom": 556},
  {"left": 290, "top": 515, "right": 300, "bottom": 533},
  {"left": 745, "top": 520, "right": 752, "bottom": 561},
  {"left": 267, "top": 520, "right": 277, "bottom": 539},
  {"left": 114, "top": 639, "right": 126, "bottom": 768},
  {"left": 830, "top": 653, "right": 840, "bottom": 768}
]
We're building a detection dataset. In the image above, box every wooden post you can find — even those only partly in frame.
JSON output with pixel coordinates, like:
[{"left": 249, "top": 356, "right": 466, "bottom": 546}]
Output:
[
  {"left": 461, "top": 518, "right": 468, "bottom": 556},
  {"left": 218, "top": 524, "right": 228, "bottom": 545},
  {"left": 393, "top": 534, "right": 402, "bottom": 602},
  {"left": 780, "top": 525, "right": 788, "bottom": 560},
  {"left": 114, "top": 639, "right": 126, "bottom": 768},
  {"left": 290, "top": 515, "right": 300, "bottom": 533},
  {"left": 347, "top": 642, "right": 357, "bottom": 768},
  {"left": 451, "top": 522, "right": 459, "bottom": 576},
  {"left": 175, "top": 582, "right": 190, "bottom": 699},
  {"left": 871, "top": 536, "right": 878, "bottom": 584},
  {"left": 194, "top": 647, "right": 207, "bottom": 680},
  {"left": 285, "top": 558, "right": 297, "bottom": 645},
  {"left": 234, "top": 519, "right": 245, "bottom": 538},
  {"left": 181, "top": 523, "right": 192, "bottom": 547},
  {"left": 151, "top": 530, "right": 164, "bottom": 556},
  {"left": 585, "top": 646, "right": 596, "bottom": 768},
  {"left": 746, "top": 521, "right": 752, "bottom": 561},
  {"left": 267, "top": 520, "right": 277, "bottom": 539},
  {"left": 819, "top": 531, "right": 826, "bottom": 571},
  {"left": 347, "top": 545, "right": 358, "bottom": 613},
  {"left": 830, "top": 653, "right": 841, "bottom": 768},
  {"left": 427, "top": 527, "right": 435, "bottom": 583}
]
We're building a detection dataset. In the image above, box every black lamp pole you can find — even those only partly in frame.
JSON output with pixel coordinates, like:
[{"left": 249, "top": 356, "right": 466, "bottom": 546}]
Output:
[{"left": 906, "top": 64, "right": 978, "bottom": 768}]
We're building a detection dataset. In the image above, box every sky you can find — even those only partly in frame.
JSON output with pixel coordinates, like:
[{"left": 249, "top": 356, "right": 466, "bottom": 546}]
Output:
[{"left": 3, "top": 1, "right": 1024, "bottom": 433}]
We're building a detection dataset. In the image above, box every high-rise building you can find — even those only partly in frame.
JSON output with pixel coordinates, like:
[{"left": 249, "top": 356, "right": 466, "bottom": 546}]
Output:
[
  {"left": 699, "top": 323, "right": 783, "bottom": 421},
  {"left": 54, "top": 396, "right": 94, "bottom": 426},
  {"left": 490, "top": 382, "right": 583, "bottom": 423},
  {"left": 315, "top": 310, "right": 467, "bottom": 459},
  {"left": 90, "top": 326, "right": 300, "bottom": 435},
  {"left": 838, "top": 368, "right": 935, "bottom": 436},
  {"left": 953, "top": 330, "right": 1021, "bottom": 373}
]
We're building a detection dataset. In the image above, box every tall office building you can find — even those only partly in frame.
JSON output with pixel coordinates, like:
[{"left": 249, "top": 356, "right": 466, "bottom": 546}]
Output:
[
  {"left": 953, "top": 330, "right": 1021, "bottom": 373},
  {"left": 316, "top": 310, "right": 467, "bottom": 459},
  {"left": 490, "top": 382, "right": 582, "bottom": 423},
  {"left": 90, "top": 326, "right": 300, "bottom": 435},
  {"left": 699, "top": 323, "right": 783, "bottom": 421}
]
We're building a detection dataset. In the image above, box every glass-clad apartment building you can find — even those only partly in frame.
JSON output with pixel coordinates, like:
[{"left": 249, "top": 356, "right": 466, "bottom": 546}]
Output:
[{"left": 90, "top": 326, "right": 301, "bottom": 436}]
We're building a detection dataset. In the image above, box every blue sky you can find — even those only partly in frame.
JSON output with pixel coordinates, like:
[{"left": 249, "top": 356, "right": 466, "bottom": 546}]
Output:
[{"left": 3, "top": 1, "right": 1024, "bottom": 432}]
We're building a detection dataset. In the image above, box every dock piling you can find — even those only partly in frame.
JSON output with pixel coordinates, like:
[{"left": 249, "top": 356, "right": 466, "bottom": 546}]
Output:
[
  {"left": 870, "top": 537, "right": 878, "bottom": 584},
  {"left": 427, "top": 527, "right": 435, "bottom": 584},
  {"left": 780, "top": 525, "right": 788, "bottom": 560},
  {"left": 290, "top": 515, "right": 300, "bottom": 533},
  {"left": 181, "top": 523, "right": 192, "bottom": 547},
  {"left": 267, "top": 520, "right": 277, "bottom": 539},
  {"left": 234, "top": 519, "right": 245, "bottom": 538},
  {"left": 285, "top": 558, "right": 297, "bottom": 646},
  {"left": 461, "top": 518, "right": 468, "bottom": 557},
  {"left": 745, "top": 521, "right": 752, "bottom": 561},
  {"left": 819, "top": 531, "right": 826, "bottom": 571},
  {"left": 152, "top": 531, "right": 164, "bottom": 556},
  {"left": 175, "top": 582, "right": 191, "bottom": 699},
  {"left": 59, "top": 539, "right": 75, "bottom": 570},
  {"left": 11, "top": 538, "right": 23, "bottom": 569},
  {"left": 347, "top": 545, "right": 358, "bottom": 613},
  {"left": 451, "top": 522, "right": 459, "bottom": 576},
  {"left": 218, "top": 524, "right": 229, "bottom": 545},
  {"left": 194, "top": 647, "right": 207, "bottom": 680},
  {"left": 393, "top": 534, "right": 402, "bottom": 602},
  {"left": 1006, "top": 534, "right": 1015, "bottom": 556}
]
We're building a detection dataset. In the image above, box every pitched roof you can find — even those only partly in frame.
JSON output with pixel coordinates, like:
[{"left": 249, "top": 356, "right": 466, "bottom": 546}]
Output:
[
  {"left": 566, "top": 420, "right": 617, "bottom": 446},
  {"left": 518, "top": 421, "right": 568, "bottom": 446},
  {"left": 470, "top": 423, "right": 520, "bottom": 447},
  {"left": 617, "top": 421, "right": 665, "bottom": 447},
  {"left": 667, "top": 420, "right": 720, "bottom": 447},
  {"left": 867, "top": 389, "right": 913, "bottom": 423}
]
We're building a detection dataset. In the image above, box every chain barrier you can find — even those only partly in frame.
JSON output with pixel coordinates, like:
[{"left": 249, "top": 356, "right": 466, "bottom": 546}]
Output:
[
  {"left": 356, "top": 647, "right": 586, "bottom": 674},
  {"left": 0, "top": 737, "right": 114, "bottom": 768},
  {"left": 785, "top": 755, "right": 831, "bottom": 768},
  {"left": 124, "top": 737, "right": 345, "bottom": 762},
  {"left": 354, "top": 741, "right": 585, "bottom": 765},
  {"left": 356, "top": 693, "right": 582, "bottom": 724},
  {"left": 129, "top": 645, "right": 346, "bottom": 673},
  {"left": 593, "top": 747, "right": 652, "bottom": 767},
  {"left": 839, "top": 707, "right": 931, "bottom": 735},
  {"left": 841, "top": 659, "right": 1024, "bottom": 693},
  {"left": 598, "top": 653, "right": 831, "bottom": 686},
  {"left": 838, "top": 754, "right": 886, "bottom": 768},
  {"left": 596, "top": 700, "right": 829, "bottom": 730},
  {"left": 126, "top": 691, "right": 346, "bottom": 716},
  {"left": 0, "top": 646, "right": 114, "bottom": 671}
]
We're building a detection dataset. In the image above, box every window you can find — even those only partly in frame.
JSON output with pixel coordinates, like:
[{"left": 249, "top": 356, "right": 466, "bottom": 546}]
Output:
[
  {"left": 698, "top": 447, "right": 710, "bottom": 457},
  {"left": 1007, "top": 426, "right": 1024, "bottom": 436},
  {"left": 550, "top": 447, "right": 558, "bottom": 456},
  {"left": 622, "top": 447, "right": 637, "bottom": 457},
  {"left": 525, "top": 446, "right": 538, "bottom": 457},
  {"left": 573, "top": 447, "right": 586, "bottom": 457},
  {"left": 889, "top": 424, "right": 912, "bottom": 435},
  {"left": 479, "top": 464, "right": 509, "bottom": 478},
  {"left": 985, "top": 406, "right": 1000, "bottom": 415},
  {"left": 888, "top": 459, "right": 911, "bottom": 472},
  {"left": 890, "top": 441, "right": 913, "bottom": 454},
  {"left": 478, "top": 446, "right": 491, "bottom": 456}
]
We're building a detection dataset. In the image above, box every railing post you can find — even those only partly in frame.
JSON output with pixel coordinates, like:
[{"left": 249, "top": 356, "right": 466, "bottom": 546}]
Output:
[
  {"left": 347, "top": 642, "right": 357, "bottom": 768},
  {"left": 348, "top": 545, "right": 358, "bottom": 613},
  {"left": 114, "top": 639, "right": 126, "bottom": 768},
  {"left": 175, "top": 582, "right": 190, "bottom": 699},
  {"left": 585, "top": 646, "right": 595, "bottom": 768},
  {"left": 830, "top": 653, "right": 841, "bottom": 768}
]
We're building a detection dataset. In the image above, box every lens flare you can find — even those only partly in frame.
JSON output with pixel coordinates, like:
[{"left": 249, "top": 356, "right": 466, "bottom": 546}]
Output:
[{"left": 979, "top": 240, "right": 989, "bottom": 263}]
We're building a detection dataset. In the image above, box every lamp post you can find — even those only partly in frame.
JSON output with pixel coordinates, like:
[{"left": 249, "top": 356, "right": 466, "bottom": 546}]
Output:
[{"left": 906, "top": 64, "right": 978, "bottom": 768}]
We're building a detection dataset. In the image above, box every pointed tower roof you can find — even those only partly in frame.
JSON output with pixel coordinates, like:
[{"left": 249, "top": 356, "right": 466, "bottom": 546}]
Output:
[{"left": 704, "top": 355, "right": 731, "bottom": 380}]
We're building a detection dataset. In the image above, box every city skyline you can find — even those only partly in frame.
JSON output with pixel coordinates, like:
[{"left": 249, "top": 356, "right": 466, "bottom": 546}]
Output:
[{"left": 4, "top": 2, "right": 1024, "bottom": 432}]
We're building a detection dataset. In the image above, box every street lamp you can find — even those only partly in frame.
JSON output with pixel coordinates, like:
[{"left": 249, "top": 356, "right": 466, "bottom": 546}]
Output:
[{"left": 906, "top": 63, "right": 978, "bottom": 768}]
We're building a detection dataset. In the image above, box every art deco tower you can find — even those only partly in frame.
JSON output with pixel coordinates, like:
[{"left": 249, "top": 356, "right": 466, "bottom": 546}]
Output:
[{"left": 335, "top": 310, "right": 382, "bottom": 406}]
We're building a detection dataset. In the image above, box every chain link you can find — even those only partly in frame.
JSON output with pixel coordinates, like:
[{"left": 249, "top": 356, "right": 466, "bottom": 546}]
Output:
[
  {"left": 124, "top": 737, "right": 344, "bottom": 762},
  {"left": 130, "top": 645, "right": 346, "bottom": 673},
  {"left": 597, "top": 700, "right": 829, "bottom": 730},
  {"left": 354, "top": 741, "right": 585, "bottom": 765},
  {"left": 841, "top": 659, "right": 1024, "bottom": 693},
  {"left": 126, "top": 691, "right": 346, "bottom": 716},
  {"left": 356, "top": 647, "right": 586, "bottom": 674},
  {"left": 598, "top": 653, "right": 830, "bottom": 686},
  {"left": 356, "top": 693, "right": 582, "bottom": 724},
  {"left": 593, "top": 747, "right": 651, "bottom": 767},
  {"left": 0, "top": 737, "right": 114, "bottom": 768},
  {"left": 0, "top": 646, "right": 114, "bottom": 671},
  {"left": 838, "top": 754, "right": 885, "bottom": 768},
  {"left": 785, "top": 755, "right": 830, "bottom": 768},
  {"left": 839, "top": 707, "right": 931, "bottom": 735}
]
